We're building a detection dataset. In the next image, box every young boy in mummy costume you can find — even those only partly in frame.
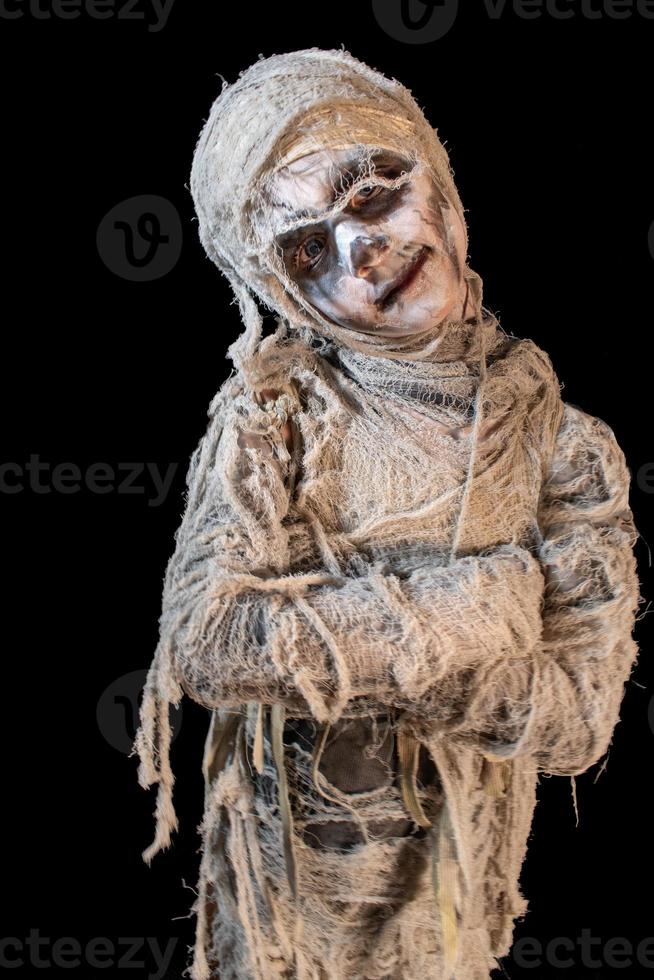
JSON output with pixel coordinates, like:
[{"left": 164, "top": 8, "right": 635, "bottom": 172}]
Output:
[{"left": 133, "top": 47, "right": 643, "bottom": 980}]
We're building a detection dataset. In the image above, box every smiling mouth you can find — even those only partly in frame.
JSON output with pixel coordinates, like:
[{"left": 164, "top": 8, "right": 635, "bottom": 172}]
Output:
[{"left": 377, "top": 246, "right": 429, "bottom": 310}]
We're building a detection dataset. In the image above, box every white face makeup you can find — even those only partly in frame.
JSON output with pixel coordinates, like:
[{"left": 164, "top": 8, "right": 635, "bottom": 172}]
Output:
[{"left": 267, "top": 147, "right": 472, "bottom": 337}]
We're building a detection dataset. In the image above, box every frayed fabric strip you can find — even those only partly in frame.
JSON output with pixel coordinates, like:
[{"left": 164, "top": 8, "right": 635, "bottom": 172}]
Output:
[{"left": 432, "top": 798, "right": 462, "bottom": 980}]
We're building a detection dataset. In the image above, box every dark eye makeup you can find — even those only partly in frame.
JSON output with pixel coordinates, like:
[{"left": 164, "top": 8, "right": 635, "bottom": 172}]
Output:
[
  {"left": 286, "top": 164, "right": 411, "bottom": 274},
  {"left": 299, "top": 235, "right": 326, "bottom": 266}
]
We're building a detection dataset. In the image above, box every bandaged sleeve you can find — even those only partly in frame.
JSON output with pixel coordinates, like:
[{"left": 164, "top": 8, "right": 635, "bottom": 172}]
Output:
[
  {"left": 159, "top": 386, "right": 329, "bottom": 717},
  {"left": 420, "top": 403, "right": 643, "bottom": 777}
]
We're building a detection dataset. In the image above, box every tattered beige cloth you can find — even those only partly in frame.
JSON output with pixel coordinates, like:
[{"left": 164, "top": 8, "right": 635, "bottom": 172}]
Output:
[{"left": 132, "top": 48, "right": 643, "bottom": 979}]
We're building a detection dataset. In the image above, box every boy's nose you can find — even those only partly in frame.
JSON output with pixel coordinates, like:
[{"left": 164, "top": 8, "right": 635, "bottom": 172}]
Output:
[{"left": 349, "top": 234, "right": 390, "bottom": 278}]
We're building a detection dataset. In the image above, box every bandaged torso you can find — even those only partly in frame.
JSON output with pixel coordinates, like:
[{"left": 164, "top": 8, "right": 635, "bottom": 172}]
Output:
[{"left": 235, "top": 320, "right": 561, "bottom": 852}]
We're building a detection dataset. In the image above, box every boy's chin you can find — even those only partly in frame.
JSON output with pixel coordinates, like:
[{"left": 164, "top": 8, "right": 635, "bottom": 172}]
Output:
[
  {"left": 345, "top": 319, "right": 445, "bottom": 338},
  {"left": 317, "top": 293, "right": 458, "bottom": 336},
  {"left": 369, "top": 302, "right": 458, "bottom": 336}
]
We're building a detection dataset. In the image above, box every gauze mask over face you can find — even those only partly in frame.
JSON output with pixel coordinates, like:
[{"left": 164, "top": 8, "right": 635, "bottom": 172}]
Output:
[{"left": 267, "top": 147, "right": 472, "bottom": 338}]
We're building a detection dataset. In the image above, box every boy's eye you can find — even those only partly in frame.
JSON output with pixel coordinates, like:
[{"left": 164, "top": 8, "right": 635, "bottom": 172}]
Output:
[
  {"left": 350, "top": 184, "right": 384, "bottom": 208},
  {"left": 291, "top": 177, "right": 396, "bottom": 271},
  {"left": 297, "top": 235, "right": 325, "bottom": 269}
]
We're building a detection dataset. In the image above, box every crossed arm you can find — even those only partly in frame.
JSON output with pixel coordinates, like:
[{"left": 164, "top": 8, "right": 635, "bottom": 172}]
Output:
[
  {"left": 163, "top": 384, "right": 641, "bottom": 775},
  {"left": 417, "top": 401, "right": 643, "bottom": 776}
]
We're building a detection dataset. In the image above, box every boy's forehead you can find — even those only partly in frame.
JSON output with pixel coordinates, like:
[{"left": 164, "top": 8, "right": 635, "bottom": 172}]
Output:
[{"left": 267, "top": 146, "right": 408, "bottom": 222}]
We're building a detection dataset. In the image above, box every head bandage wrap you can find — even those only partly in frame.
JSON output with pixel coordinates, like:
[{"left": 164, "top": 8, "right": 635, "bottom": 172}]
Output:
[{"left": 273, "top": 101, "right": 417, "bottom": 167}]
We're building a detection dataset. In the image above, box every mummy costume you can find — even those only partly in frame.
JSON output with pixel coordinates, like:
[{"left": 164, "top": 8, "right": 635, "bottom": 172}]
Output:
[{"left": 133, "top": 47, "right": 643, "bottom": 980}]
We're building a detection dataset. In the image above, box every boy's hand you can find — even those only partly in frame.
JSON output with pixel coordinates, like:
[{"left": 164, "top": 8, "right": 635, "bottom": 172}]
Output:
[
  {"left": 258, "top": 388, "right": 294, "bottom": 453},
  {"left": 236, "top": 388, "right": 294, "bottom": 455}
]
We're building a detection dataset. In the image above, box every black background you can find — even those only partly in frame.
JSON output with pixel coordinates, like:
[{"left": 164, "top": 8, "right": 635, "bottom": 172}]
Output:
[{"left": 2, "top": 1, "right": 653, "bottom": 977}]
